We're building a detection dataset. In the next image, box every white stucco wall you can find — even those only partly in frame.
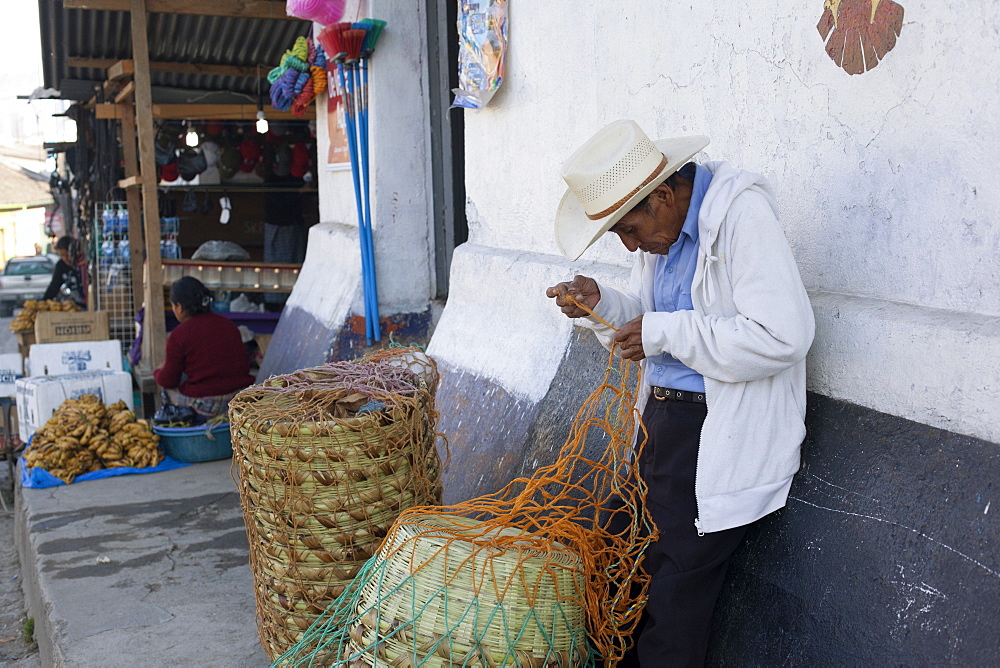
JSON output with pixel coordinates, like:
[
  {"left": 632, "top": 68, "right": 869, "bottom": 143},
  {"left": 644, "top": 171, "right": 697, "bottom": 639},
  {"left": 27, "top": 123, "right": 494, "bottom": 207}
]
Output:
[
  {"left": 443, "top": 1, "right": 999, "bottom": 442},
  {"left": 282, "top": 221, "right": 363, "bottom": 328},
  {"left": 315, "top": 1, "right": 435, "bottom": 316}
]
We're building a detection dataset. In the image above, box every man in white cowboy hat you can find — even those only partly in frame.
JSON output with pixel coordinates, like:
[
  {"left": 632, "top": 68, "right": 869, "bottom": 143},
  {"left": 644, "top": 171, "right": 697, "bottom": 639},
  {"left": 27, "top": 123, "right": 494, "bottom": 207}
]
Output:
[{"left": 546, "top": 120, "right": 814, "bottom": 665}]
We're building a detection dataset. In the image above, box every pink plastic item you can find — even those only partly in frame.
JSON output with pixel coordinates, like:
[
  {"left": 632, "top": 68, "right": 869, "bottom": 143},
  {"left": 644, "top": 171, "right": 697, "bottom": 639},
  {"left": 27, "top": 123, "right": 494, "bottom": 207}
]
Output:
[
  {"left": 286, "top": 0, "right": 345, "bottom": 25},
  {"left": 314, "top": 1, "right": 346, "bottom": 26}
]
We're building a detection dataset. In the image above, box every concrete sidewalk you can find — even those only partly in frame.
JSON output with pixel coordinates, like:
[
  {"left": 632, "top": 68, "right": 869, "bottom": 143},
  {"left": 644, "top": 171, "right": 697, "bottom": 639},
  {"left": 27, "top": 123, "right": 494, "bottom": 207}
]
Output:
[{"left": 14, "top": 458, "right": 270, "bottom": 667}]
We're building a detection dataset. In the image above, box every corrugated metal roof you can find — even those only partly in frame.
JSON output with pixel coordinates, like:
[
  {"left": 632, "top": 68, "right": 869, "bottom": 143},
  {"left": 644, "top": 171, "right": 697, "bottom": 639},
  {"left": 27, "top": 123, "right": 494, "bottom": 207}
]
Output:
[{"left": 38, "top": 0, "right": 310, "bottom": 101}]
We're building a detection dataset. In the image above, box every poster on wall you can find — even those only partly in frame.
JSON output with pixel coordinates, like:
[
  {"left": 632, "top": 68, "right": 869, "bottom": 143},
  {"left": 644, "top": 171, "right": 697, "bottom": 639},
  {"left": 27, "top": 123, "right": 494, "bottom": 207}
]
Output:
[{"left": 326, "top": 91, "right": 351, "bottom": 171}]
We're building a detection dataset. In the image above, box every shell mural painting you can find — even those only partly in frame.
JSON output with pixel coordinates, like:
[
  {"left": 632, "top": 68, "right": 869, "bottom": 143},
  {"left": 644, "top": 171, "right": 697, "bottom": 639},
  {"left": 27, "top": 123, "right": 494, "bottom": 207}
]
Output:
[{"left": 817, "top": 0, "right": 905, "bottom": 75}]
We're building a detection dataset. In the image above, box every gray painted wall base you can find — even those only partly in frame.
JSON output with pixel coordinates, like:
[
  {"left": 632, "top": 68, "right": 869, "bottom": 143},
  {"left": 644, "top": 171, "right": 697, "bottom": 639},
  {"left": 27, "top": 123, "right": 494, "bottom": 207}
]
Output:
[
  {"left": 711, "top": 392, "right": 998, "bottom": 665},
  {"left": 436, "top": 331, "right": 999, "bottom": 663},
  {"left": 437, "top": 329, "right": 613, "bottom": 504}
]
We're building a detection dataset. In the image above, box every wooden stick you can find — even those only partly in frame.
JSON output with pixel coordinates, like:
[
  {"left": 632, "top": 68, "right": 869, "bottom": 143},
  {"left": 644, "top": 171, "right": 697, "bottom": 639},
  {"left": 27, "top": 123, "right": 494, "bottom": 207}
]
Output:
[
  {"left": 69, "top": 57, "right": 269, "bottom": 80},
  {"left": 94, "top": 102, "right": 306, "bottom": 120},
  {"left": 131, "top": 0, "right": 166, "bottom": 370},
  {"left": 63, "top": 0, "right": 297, "bottom": 21},
  {"left": 117, "top": 103, "right": 147, "bottom": 327}
]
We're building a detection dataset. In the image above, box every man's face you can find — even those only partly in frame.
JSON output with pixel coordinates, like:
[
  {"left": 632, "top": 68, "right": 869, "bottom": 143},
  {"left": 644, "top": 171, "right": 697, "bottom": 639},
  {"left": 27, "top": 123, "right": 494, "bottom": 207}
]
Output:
[
  {"left": 608, "top": 183, "right": 686, "bottom": 254},
  {"left": 56, "top": 248, "right": 71, "bottom": 263}
]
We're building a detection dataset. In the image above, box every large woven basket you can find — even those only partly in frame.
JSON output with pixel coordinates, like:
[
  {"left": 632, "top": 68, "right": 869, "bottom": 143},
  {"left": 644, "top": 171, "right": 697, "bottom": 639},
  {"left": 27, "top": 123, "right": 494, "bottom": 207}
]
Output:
[
  {"left": 344, "top": 513, "right": 589, "bottom": 667},
  {"left": 230, "top": 362, "right": 442, "bottom": 659}
]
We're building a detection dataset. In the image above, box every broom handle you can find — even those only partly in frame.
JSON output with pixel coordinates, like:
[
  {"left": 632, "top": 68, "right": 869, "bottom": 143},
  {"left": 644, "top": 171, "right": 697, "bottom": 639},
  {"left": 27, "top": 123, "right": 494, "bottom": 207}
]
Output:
[
  {"left": 356, "top": 59, "right": 380, "bottom": 341},
  {"left": 338, "top": 62, "right": 375, "bottom": 344}
]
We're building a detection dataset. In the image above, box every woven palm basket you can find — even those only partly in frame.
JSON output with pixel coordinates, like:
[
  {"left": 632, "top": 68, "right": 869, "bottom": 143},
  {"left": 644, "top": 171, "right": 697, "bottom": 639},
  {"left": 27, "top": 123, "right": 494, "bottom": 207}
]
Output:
[
  {"left": 343, "top": 513, "right": 589, "bottom": 667},
  {"left": 230, "top": 363, "right": 442, "bottom": 660}
]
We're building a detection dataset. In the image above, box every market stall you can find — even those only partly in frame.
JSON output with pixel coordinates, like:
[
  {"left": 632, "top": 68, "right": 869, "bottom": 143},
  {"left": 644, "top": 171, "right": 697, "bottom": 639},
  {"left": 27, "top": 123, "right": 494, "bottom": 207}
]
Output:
[{"left": 36, "top": 0, "right": 321, "bottom": 412}]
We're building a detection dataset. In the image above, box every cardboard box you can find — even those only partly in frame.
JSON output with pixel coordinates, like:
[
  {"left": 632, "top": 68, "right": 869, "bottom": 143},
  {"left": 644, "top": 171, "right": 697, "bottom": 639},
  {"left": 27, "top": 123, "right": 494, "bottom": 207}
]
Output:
[
  {"left": 15, "top": 371, "right": 134, "bottom": 442},
  {"left": 34, "top": 311, "right": 110, "bottom": 344},
  {"left": 0, "top": 353, "right": 24, "bottom": 399},
  {"left": 27, "top": 340, "right": 123, "bottom": 378},
  {"left": 16, "top": 331, "right": 35, "bottom": 358}
]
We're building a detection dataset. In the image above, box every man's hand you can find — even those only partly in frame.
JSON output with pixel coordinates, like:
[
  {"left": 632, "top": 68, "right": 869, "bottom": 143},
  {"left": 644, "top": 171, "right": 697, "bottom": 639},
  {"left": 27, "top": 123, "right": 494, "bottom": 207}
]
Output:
[
  {"left": 545, "top": 275, "right": 601, "bottom": 318},
  {"left": 613, "top": 315, "right": 645, "bottom": 361}
]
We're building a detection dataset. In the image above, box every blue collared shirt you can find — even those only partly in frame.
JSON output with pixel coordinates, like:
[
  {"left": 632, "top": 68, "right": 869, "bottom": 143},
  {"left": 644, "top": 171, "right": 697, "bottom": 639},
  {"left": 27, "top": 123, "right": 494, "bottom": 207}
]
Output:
[{"left": 645, "top": 164, "right": 712, "bottom": 392}]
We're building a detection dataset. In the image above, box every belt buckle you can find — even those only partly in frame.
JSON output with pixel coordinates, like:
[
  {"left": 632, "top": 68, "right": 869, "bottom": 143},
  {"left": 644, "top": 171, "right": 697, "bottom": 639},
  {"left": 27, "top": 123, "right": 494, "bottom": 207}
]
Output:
[{"left": 653, "top": 386, "right": 669, "bottom": 401}]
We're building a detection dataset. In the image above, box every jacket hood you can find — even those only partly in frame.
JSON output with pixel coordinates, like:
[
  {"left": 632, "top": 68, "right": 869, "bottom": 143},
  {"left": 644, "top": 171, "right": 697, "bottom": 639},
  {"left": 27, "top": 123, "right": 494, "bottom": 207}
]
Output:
[
  {"left": 696, "top": 161, "right": 778, "bottom": 305},
  {"left": 700, "top": 161, "right": 778, "bottom": 244}
]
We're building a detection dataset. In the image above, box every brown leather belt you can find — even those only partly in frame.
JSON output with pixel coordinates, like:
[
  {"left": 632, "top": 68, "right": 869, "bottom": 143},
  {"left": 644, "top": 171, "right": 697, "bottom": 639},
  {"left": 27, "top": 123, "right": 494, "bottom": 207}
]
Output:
[{"left": 651, "top": 386, "right": 706, "bottom": 404}]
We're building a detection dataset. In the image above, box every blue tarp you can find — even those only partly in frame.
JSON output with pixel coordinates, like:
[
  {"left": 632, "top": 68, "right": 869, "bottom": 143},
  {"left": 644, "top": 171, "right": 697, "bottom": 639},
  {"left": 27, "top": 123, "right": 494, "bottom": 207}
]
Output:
[{"left": 19, "top": 450, "right": 191, "bottom": 489}]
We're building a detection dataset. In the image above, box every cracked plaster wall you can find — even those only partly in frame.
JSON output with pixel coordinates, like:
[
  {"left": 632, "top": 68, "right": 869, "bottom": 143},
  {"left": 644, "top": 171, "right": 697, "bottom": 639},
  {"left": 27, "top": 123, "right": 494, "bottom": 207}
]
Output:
[{"left": 444, "top": 0, "right": 999, "bottom": 442}]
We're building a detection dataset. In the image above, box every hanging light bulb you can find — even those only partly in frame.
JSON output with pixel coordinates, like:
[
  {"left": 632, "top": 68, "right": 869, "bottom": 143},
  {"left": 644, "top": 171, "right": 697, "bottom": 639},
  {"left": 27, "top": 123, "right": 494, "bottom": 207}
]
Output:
[
  {"left": 184, "top": 123, "right": 198, "bottom": 147},
  {"left": 255, "top": 66, "right": 269, "bottom": 135}
]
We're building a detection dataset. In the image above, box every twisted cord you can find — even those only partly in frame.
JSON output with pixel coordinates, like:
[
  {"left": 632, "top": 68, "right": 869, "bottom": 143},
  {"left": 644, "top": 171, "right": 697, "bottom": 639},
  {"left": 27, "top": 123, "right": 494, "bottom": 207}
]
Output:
[
  {"left": 269, "top": 68, "right": 299, "bottom": 111},
  {"left": 309, "top": 65, "right": 328, "bottom": 96}
]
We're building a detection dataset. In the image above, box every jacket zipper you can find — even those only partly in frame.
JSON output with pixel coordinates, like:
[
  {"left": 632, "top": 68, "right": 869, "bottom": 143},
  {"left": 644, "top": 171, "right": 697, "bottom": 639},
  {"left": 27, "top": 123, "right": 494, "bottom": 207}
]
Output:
[
  {"left": 693, "top": 415, "right": 706, "bottom": 537},
  {"left": 693, "top": 236, "right": 714, "bottom": 537}
]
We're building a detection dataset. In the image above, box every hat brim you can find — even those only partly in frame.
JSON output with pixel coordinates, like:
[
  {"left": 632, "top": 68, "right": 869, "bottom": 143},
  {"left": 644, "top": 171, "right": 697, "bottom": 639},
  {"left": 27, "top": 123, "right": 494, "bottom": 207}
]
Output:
[{"left": 554, "top": 135, "right": 710, "bottom": 261}]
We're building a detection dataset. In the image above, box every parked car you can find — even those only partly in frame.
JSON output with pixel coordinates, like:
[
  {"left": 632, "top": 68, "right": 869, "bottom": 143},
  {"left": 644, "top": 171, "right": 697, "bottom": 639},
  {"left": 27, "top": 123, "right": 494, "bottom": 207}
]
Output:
[{"left": 0, "top": 256, "right": 57, "bottom": 317}]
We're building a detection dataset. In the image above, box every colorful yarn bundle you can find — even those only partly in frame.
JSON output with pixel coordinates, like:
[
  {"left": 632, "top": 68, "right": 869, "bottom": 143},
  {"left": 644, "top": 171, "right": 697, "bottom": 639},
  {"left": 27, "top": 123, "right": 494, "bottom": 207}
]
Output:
[
  {"left": 292, "top": 67, "right": 328, "bottom": 116},
  {"left": 268, "top": 36, "right": 328, "bottom": 114},
  {"left": 269, "top": 70, "right": 298, "bottom": 111}
]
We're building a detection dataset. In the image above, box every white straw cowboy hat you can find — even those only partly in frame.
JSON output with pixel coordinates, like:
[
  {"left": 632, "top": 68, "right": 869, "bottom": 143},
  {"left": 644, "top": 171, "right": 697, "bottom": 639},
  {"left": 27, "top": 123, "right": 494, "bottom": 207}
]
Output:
[{"left": 555, "top": 120, "right": 710, "bottom": 261}]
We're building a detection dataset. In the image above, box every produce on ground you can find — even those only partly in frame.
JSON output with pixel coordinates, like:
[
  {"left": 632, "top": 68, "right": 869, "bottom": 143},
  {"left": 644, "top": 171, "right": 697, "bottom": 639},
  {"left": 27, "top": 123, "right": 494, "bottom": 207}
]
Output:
[
  {"left": 23, "top": 395, "right": 163, "bottom": 483},
  {"left": 9, "top": 299, "right": 80, "bottom": 332}
]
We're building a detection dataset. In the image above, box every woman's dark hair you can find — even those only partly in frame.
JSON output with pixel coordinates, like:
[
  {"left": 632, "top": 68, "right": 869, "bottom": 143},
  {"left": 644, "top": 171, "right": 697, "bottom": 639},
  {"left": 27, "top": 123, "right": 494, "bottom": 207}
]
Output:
[
  {"left": 169, "top": 276, "right": 213, "bottom": 316},
  {"left": 55, "top": 235, "right": 74, "bottom": 251}
]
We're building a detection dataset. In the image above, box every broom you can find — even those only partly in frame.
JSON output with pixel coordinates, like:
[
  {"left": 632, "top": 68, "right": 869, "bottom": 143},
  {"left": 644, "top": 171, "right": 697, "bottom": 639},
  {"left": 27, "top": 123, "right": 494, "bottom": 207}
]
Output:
[
  {"left": 342, "top": 25, "right": 380, "bottom": 343},
  {"left": 319, "top": 23, "right": 379, "bottom": 343},
  {"left": 356, "top": 19, "right": 387, "bottom": 291}
]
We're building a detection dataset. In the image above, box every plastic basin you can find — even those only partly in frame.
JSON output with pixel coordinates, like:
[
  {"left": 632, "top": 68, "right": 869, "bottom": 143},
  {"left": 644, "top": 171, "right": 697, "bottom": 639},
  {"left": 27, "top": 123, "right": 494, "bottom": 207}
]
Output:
[{"left": 153, "top": 423, "right": 233, "bottom": 463}]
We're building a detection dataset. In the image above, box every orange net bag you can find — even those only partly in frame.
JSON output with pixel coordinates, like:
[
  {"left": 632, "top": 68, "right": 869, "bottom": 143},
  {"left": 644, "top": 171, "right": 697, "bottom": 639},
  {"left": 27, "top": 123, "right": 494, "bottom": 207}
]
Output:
[{"left": 275, "top": 332, "right": 655, "bottom": 666}]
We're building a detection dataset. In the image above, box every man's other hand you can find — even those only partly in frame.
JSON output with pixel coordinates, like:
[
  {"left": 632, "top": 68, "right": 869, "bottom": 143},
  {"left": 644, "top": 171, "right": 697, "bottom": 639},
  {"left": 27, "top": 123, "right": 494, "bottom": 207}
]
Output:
[
  {"left": 613, "top": 316, "right": 645, "bottom": 361},
  {"left": 545, "top": 275, "right": 601, "bottom": 318}
]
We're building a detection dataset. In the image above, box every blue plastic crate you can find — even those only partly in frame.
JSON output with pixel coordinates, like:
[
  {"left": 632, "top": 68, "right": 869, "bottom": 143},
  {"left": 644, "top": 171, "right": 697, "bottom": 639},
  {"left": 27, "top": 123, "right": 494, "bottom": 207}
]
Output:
[{"left": 152, "top": 423, "right": 232, "bottom": 463}]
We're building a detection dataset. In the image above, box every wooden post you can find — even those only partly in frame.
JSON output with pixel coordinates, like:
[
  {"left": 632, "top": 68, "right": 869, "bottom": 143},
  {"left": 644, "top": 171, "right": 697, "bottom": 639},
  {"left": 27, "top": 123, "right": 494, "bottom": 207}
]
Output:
[
  {"left": 117, "top": 103, "right": 146, "bottom": 317},
  {"left": 130, "top": 0, "right": 166, "bottom": 371}
]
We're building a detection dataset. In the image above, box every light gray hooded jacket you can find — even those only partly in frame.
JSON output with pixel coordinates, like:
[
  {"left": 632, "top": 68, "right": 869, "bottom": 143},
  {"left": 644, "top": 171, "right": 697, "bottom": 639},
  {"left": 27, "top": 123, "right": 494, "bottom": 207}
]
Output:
[{"left": 582, "top": 161, "right": 815, "bottom": 534}]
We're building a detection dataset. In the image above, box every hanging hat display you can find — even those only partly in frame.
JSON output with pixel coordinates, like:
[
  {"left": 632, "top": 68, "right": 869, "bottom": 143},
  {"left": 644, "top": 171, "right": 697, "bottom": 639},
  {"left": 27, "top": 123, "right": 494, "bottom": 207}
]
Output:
[
  {"left": 160, "top": 161, "right": 180, "bottom": 183},
  {"left": 239, "top": 137, "right": 262, "bottom": 173},
  {"left": 219, "top": 143, "right": 241, "bottom": 180},
  {"left": 155, "top": 132, "right": 177, "bottom": 166},
  {"left": 257, "top": 141, "right": 275, "bottom": 179},
  {"left": 177, "top": 148, "right": 208, "bottom": 181},
  {"left": 204, "top": 120, "right": 224, "bottom": 137},
  {"left": 199, "top": 140, "right": 222, "bottom": 185},
  {"left": 272, "top": 141, "right": 292, "bottom": 178},
  {"left": 289, "top": 142, "right": 311, "bottom": 179}
]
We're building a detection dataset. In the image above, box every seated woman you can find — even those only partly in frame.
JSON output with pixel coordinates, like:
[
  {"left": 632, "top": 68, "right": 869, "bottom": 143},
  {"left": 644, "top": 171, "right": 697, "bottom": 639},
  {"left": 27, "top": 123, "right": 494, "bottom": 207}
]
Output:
[{"left": 153, "top": 277, "right": 254, "bottom": 419}]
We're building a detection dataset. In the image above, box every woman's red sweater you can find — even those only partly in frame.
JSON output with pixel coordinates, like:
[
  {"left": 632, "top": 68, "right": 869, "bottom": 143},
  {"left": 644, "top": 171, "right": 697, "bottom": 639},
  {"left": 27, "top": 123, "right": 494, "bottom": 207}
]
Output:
[{"left": 153, "top": 312, "right": 254, "bottom": 397}]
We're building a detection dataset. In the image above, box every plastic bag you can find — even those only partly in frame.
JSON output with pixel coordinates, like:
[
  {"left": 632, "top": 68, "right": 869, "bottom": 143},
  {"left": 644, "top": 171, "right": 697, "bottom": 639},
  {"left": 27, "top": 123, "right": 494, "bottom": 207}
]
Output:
[
  {"left": 451, "top": 0, "right": 508, "bottom": 110},
  {"left": 191, "top": 240, "right": 250, "bottom": 262},
  {"left": 178, "top": 148, "right": 208, "bottom": 181},
  {"left": 153, "top": 390, "right": 200, "bottom": 427},
  {"left": 230, "top": 294, "right": 264, "bottom": 313}
]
